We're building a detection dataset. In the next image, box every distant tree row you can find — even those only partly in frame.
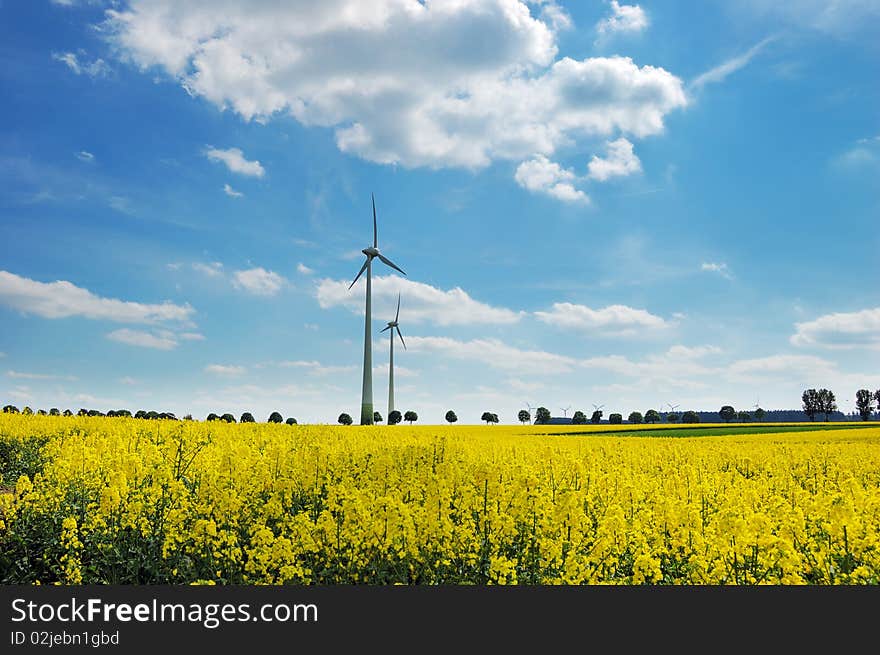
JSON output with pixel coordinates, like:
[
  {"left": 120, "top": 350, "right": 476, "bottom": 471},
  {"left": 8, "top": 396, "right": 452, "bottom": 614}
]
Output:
[{"left": 525, "top": 406, "right": 698, "bottom": 425}]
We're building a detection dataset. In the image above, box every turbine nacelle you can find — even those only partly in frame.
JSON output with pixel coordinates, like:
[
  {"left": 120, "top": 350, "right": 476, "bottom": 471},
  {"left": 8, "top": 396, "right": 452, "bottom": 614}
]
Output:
[{"left": 362, "top": 246, "right": 380, "bottom": 258}]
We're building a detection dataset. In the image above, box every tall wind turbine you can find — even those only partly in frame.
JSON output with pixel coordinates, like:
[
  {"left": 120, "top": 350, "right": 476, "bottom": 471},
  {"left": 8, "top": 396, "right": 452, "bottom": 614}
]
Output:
[
  {"left": 381, "top": 293, "right": 406, "bottom": 419},
  {"left": 349, "top": 194, "right": 406, "bottom": 425}
]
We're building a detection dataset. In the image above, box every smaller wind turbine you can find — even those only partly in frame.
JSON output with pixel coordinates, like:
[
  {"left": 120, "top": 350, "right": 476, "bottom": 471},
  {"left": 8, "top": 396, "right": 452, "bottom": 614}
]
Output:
[
  {"left": 560, "top": 405, "right": 572, "bottom": 418},
  {"left": 381, "top": 293, "right": 406, "bottom": 418},
  {"left": 592, "top": 403, "right": 605, "bottom": 412},
  {"left": 752, "top": 396, "right": 761, "bottom": 411},
  {"left": 667, "top": 402, "right": 680, "bottom": 413}
]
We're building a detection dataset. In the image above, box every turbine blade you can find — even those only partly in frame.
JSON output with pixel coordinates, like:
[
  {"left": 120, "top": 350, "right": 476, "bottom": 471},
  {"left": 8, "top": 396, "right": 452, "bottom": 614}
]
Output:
[
  {"left": 372, "top": 194, "right": 378, "bottom": 248},
  {"left": 397, "top": 326, "right": 406, "bottom": 350},
  {"left": 377, "top": 253, "right": 406, "bottom": 276},
  {"left": 348, "top": 259, "right": 368, "bottom": 290},
  {"left": 380, "top": 325, "right": 392, "bottom": 332},
  {"left": 395, "top": 292, "right": 401, "bottom": 322}
]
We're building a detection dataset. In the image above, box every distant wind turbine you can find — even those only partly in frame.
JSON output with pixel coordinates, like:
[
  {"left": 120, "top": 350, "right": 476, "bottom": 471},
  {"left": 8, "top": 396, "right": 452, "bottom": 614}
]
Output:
[
  {"left": 349, "top": 194, "right": 406, "bottom": 425},
  {"left": 381, "top": 293, "right": 406, "bottom": 419},
  {"left": 560, "top": 405, "right": 572, "bottom": 417},
  {"left": 667, "top": 402, "right": 680, "bottom": 413}
]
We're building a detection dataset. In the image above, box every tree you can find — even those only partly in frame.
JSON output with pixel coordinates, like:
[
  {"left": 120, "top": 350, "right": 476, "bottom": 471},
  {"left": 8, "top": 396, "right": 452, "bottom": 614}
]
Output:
[
  {"left": 518, "top": 410, "right": 531, "bottom": 424},
  {"left": 338, "top": 413, "right": 353, "bottom": 426},
  {"left": 875, "top": 390, "right": 880, "bottom": 419},
  {"left": 590, "top": 410, "right": 603, "bottom": 424},
  {"left": 535, "top": 407, "right": 551, "bottom": 424},
  {"left": 206, "top": 413, "right": 219, "bottom": 422},
  {"left": 445, "top": 410, "right": 458, "bottom": 424},
  {"left": 62, "top": 409, "right": 73, "bottom": 417},
  {"left": 220, "top": 413, "right": 235, "bottom": 423},
  {"left": 855, "top": 389, "right": 874, "bottom": 421},
  {"left": 802, "top": 389, "right": 820, "bottom": 421},
  {"left": 737, "top": 411, "right": 751, "bottom": 422},
  {"left": 666, "top": 412, "right": 679, "bottom": 423},
  {"left": 240, "top": 412, "right": 255, "bottom": 423},
  {"left": 23, "top": 407, "right": 33, "bottom": 415},
  {"left": 628, "top": 411, "right": 643, "bottom": 424},
  {"left": 286, "top": 417, "right": 297, "bottom": 425},
  {"left": 754, "top": 407, "right": 766, "bottom": 422},
  {"left": 644, "top": 409, "right": 660, "bottom": 424},
  {"left": 116, "top": 409, "right": 132, "bottom": 418},
  {"left": 571, "top": 410, "right": 587, "bottom": 425},
  {"left": 373, "top": 411, "right": 383, "bottom": 424},
  {"left": 145, "top": 411, "right": 159, "bottom": 420},
  {"left": 682, "top": 410, "right": 700, "bottom": 423},
  {"left": 159, "top": 412, "right": 177, "bottom": 421},
  {"left": 2, "top": 405, "right": 19, "bottom": 414},
  {"left": 135, "top": 410, "right": 147, "bottom": 419},
  {"left": 719, "top": 405, "right": 736, "bottom": 423},
  {"left": 268, "top": 411, "right": 283, "bottom": 423},
  {"left": 817, "top": 389, "right": 836, "bottom": 422},
  {"left": 37, "top": 409, "right": 47, "bottom": 416},
  {"left": 183, "top": 414, "right": 193, "bottom": 421},
  {"left": 404, "top": 411, "right": 418, "bottom": 425},
  {"left": 481, "top": 412, "right": 494, "bottom": 425},
  {"left": 609, "top": 413, "right": 622, "bottom": 424},
  {"left": 388, "top": 410, "right": 402, "bottom": 425}
]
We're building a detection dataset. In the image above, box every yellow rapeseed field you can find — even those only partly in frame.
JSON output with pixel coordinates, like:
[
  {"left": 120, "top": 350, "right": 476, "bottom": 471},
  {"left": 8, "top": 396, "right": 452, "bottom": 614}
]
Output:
[{"left": 1, "top": 415, "right": 878, "bottom": 584}]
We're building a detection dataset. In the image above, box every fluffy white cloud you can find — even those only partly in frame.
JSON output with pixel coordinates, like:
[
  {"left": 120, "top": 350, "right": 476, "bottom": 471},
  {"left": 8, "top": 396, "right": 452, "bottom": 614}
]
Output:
[
  {"left": 689, "top": 38, "right": 774, "bottom": 91},
  {"left": 278, "top": 360, "right": 357, "bottom": 376},
  {"left": 192, "top": 262, "right": 224, "bottom": 277},
  {"left": 205, "top": 147, "right": 265, "bottom": 177},
  {"left": 52, "top": 51, "right": 111, "bottom": 77},
  {"left": 316, "top": 275, "right": 522, "bottom": 326},
  {"left": 7, "top": 370, "right": 77, "bottom": 381},
  {"left": 297, "top": 263, "right": 314, "bottom": 275},
  {"left": 106, "top": 329, "right": 178, "bottom": 350},
  {"left": 405, "top": 336, "right": 578, "bottom": 374},
  {"left": 587, "top": 137, "right": 641, "bottom": 181},
  {"left": 791, "top": 308, "right": 880, "bottom": 350},
  {"left": 514, "top": 155, "right": 588, "bottom": 203},
  {"left": 223, "top": 183, "right": 244, "bottom": 198},
  {"left": 0, "top": 270, "right": 194, "bottom": 324},
  {"left": 726, "top": 354, "right": 836, "bottom": 379},
  {"left": 205, "top": 364, "right": 246, "bottom": 376},
  {"left": 232, "top": 268, "right": 285, "bottom": 296},
  {"left": 534, "top": 302, "right": 669, "bottom": 334},
  {"left": 701, "top": 262, "right": 733, "bottom": 280},
  {"left": 106, "top": 1, "right": 686, "bottom": 170},
  {"left": 76, "top": 150, "right": 95, "bottom": 162},
  {"left": 596, "top": 1, "right": 648, "bottom": 35}
]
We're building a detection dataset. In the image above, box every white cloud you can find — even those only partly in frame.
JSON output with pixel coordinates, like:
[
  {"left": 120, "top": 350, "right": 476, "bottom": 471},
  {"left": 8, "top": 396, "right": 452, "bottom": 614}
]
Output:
[
  {"left": 7, "top": 370, "right": 77, "bottom": 381},
  {"left": 232, "top": 268, "right": 285, "bottom": 296},
  {"left": 192, "top": 262, "right": 224, "bottom": 277},
  {"left": 514, "top": 155, "right": 589, "bottom": 203},
  {"left": 297, "top": 263, "right": 314, "bottom": 275},
  {"left": 119, "top": 376, "right": 138, "bottom": 385},
  {"left": 791, "top": 308, "right": 880, "bottom": 350},
  {"left": 701, "top": 262, "right": 733, "bottom": 280},
  {"left": 106, "top": 329, "right": 178, "bottom": 350},
  {"left": 405, "top": 336, "right": 578, "bottom": 375},
  {"left": 223, "top": 183, "right": 244, "bottom": 198},
  {"left": 179, "top": 332, "right": 206, "bottom": 341},
  {"left": 0, "top": 270, "right": 194, "bottom": 324},
  {"left": 587, "top": 137, "right": 641, "bottom": 181},
  {"left": 534, "top": 302, "right": 669, "bottom": 334},
  {"left": 596, "top": 2, "right": 649, "bottom": 35},
  {"left": 278, "top": 360, "right": 356, "bottom": 376},
  {"left": 727, "top": 354, "right": 835, "bottom": 378},
  {"left": 690, "top": 37, "right": 775, "bottom": 91},
  {"left": 205, "top": 147, "right": 265, "bottom": 177},
  {"left": 205, "top": 364, "right": 246, "bottom": 376},
  {"left": 736, "top": 1, "right": 880, "bottom": 37},
  {"left": 76, "top": 150, "right": 95, "bottom": 163},
  {"left": 107, "top": 2, "right": 686, "bottom": 170},
  {"left": 316, "top": 275, "right": 522, "bottom": 326},
  {"left": 52, "top": 51, "right": 111, "bottom": 77},
  {"left": 665, "top": 345, "right": 722, "bottom": 359}
]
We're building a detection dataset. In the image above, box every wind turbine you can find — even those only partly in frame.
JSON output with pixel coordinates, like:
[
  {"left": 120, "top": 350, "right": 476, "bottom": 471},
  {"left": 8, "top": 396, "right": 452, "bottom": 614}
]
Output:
[
  {"left": 592, "top": 403, "right": 605, "bottom": 412},
  {"left": 666, "top": 402, "right": 680, "bottom": 413},
  {"left": 560, "top": 405, "right": 572, "bottom": 418},
  {"left": 348, "top": 194, "right": 406, "bottom": 425},
  {"left": 381, "top": 293, "right": 406, "bottom": 419}
]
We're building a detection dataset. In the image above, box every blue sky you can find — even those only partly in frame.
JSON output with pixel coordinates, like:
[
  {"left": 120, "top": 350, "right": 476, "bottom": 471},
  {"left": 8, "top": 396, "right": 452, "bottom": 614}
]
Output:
[{"left": 1, "top": 0, "right": 878, "bottom": 423}]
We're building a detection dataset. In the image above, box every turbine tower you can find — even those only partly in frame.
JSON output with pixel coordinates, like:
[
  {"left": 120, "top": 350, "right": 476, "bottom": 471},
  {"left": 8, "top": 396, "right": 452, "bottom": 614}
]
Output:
[
  {"left": 349, "top": 194, "right": 406, "bottom": 425},
  {"left": 381, "top": 293, "right": 406, "bottom": 419}
]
